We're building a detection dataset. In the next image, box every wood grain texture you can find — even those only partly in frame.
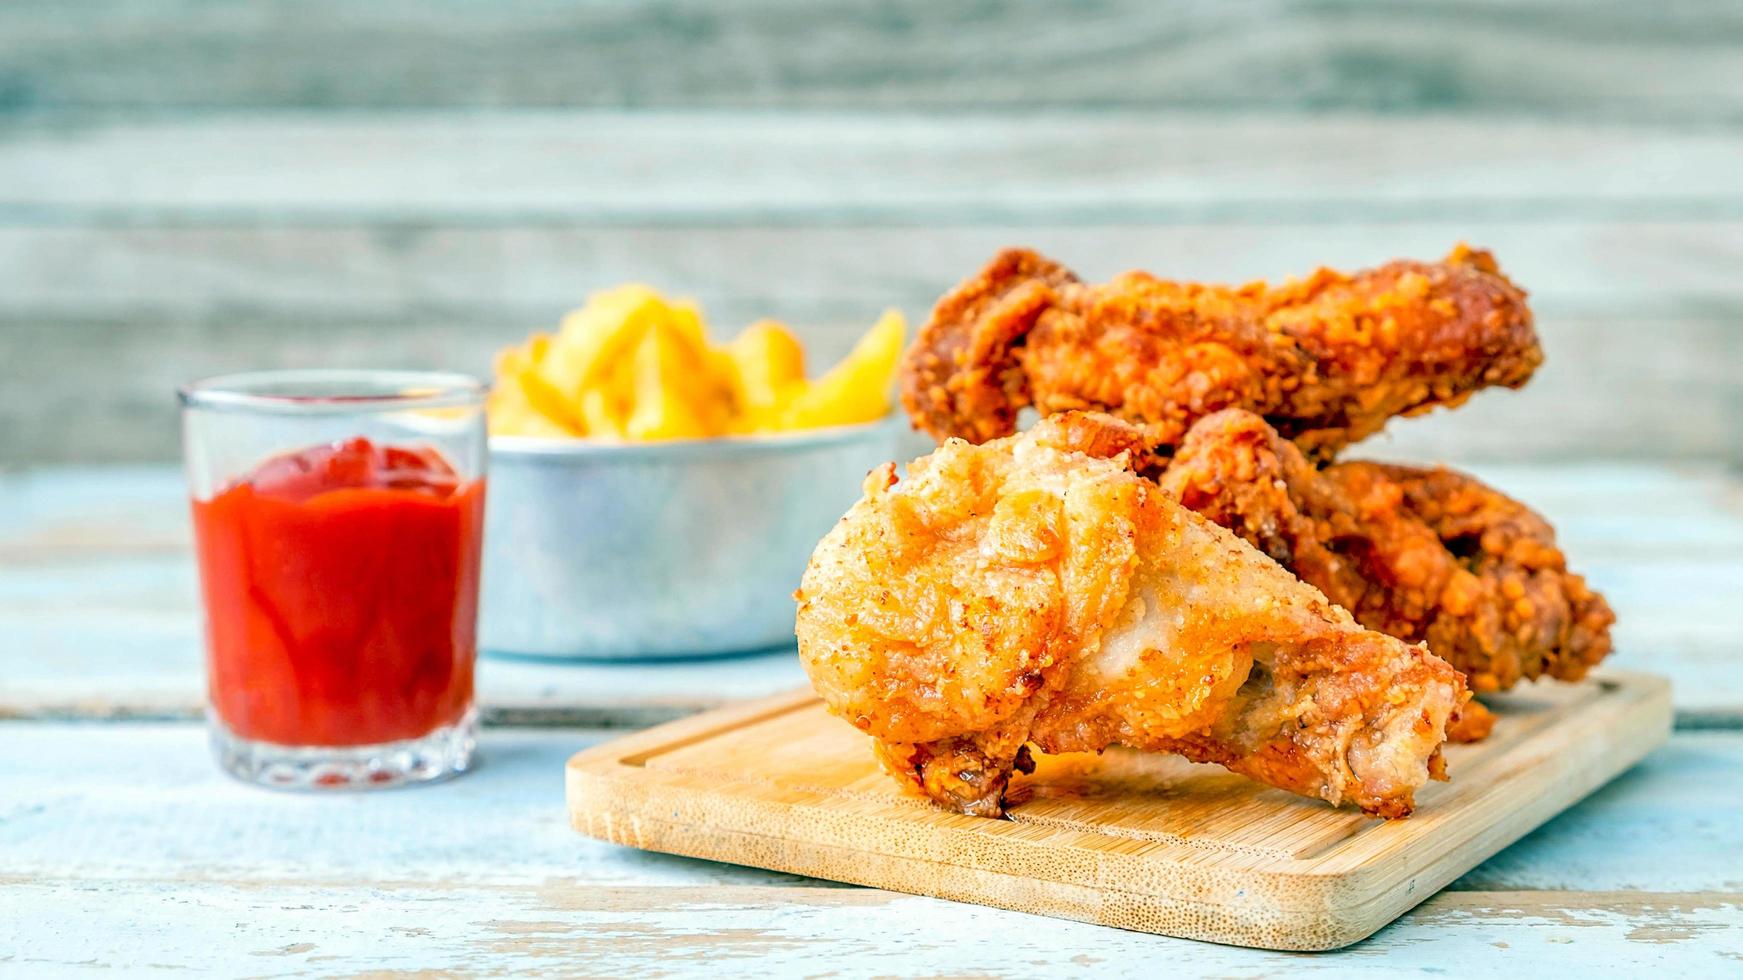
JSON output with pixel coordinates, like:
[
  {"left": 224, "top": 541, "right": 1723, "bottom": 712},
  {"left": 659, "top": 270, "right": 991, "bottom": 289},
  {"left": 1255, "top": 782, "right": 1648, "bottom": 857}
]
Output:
[
  {"left": 2, "top": 111, "right": 1740, "bottom": 463},
  {"left": 4, "top": 223, "right": 1739, "bottom": 463},
  {"left": 7, "top": 112, "right": 1743, "bottom": 220},
  {"left": 566, "top": 675, "right": 1671, "bottom": 950},
  {"left": 0, "top": 723, "right": 1735, "bottom": 893},
  {"left": 9, "top": 211, "right": 1739, "bottom": 322},
  {"left": 0, "top": 1, "right": 1739, "bottom": 118},
  {"left": 3, "top": 879, "right": 1736, "bottom": 977},
  {"left": 4, "top": 722, "right": 1740, "bottom": 973},
  {"left": 4, "top": 464, "right": 1741, "bottom": 724}
]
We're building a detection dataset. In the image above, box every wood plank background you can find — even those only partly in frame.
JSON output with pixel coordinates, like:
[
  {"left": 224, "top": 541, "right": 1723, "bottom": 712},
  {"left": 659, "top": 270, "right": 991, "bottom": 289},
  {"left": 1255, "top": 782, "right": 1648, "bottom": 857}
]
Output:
[
  {"left": 1, "top": 2, "right": 1739, "bottom": 464},
  {"left": 3, "top": 1, "right": 1741, "bottom": 116}
]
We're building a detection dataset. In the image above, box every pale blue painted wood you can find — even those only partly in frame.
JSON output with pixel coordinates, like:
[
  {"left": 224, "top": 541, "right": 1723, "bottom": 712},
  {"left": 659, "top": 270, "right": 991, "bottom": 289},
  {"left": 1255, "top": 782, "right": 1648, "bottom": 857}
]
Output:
[
  {"left": 3, "top": 876, "right": 1737, "bottom": 976},
  {"left": 1456, "top": 734, "right": 1743, "bottom": 892},
  {"left": 5, "top": 111, "right": 1743, "bottom": 467},
  {"left": 0, "top": 464, "right": 187, "bottom": 544},
  {"left": 2, "top": 725, "right": 1736, "bottom": 892},
  {"left": 1, "top": 724, "right": 1739, "bottom": 974},
  {"left": 8, "top": 114, "right": 1743, "bottom": 221},
  {"left": 5, "top": 111, "right": 1741, "bottom": 465},
  {"left": 0, "top": 725, "right": 791, "bottom": 886},
  {"left": 3, "top": 1, "right": 1740, "bottom": 118},
  {"left": 6, "top": 223, "right": 1737, "bottom": 463}
]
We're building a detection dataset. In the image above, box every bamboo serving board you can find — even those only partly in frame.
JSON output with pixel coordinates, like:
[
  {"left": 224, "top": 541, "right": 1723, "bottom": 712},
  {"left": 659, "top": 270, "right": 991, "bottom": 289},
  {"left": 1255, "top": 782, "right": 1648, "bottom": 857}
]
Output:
[{"left": 567, "top": 670, "right": 1670, "bottom": 951}]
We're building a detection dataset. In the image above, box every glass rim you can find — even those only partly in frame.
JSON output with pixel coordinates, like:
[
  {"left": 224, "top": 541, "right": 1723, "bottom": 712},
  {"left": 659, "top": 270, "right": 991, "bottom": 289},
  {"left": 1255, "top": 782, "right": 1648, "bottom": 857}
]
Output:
[{"left": 178, "top": 369, "right": 487, "bottom": 415}]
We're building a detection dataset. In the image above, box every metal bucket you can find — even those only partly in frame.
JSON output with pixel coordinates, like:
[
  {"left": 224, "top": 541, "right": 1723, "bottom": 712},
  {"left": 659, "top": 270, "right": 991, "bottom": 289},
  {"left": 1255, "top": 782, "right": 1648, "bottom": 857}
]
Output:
[{"left": 480, "top": 418, "right": 903, "bottom": 659}]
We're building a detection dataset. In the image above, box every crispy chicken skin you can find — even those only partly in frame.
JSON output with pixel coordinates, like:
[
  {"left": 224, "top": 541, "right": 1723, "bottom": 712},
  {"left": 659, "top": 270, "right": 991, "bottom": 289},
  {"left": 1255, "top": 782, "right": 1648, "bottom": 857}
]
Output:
[
  {"left": 901, "top": 246, "right": 1542, "bottom": 457},
  {"left": 900, "top": 248, "right": 1081, "bottom": 446},
  {"left": 1154, "top": 409, "right": 1616, "bottom": 696},
  {"left": 794, "top": 422, "right": 1465, "bottom": 818}
]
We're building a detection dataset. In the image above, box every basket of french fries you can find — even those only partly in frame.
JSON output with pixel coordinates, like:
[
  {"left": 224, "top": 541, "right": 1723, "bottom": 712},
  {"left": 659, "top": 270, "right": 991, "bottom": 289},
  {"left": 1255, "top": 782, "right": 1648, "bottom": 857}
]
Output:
[{"left": 480, "top": 285, "right": 905, "bottom": 659}]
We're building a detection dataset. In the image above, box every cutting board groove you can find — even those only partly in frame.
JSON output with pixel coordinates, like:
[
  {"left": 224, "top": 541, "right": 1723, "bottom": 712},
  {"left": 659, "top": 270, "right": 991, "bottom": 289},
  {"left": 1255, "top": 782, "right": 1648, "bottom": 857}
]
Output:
[{"left": 568, "top": 670, "right": 1670, "bottom": 950}]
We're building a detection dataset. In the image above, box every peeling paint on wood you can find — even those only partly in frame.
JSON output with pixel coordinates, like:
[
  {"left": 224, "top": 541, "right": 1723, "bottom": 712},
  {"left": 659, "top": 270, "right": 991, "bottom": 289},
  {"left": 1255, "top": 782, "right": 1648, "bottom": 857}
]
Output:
[
  {"left": 1, "top": 878, "right": 1738, "bottom": 976},
  {"left": 1, "top": 719, "right": 1741, "bottom": 970}
]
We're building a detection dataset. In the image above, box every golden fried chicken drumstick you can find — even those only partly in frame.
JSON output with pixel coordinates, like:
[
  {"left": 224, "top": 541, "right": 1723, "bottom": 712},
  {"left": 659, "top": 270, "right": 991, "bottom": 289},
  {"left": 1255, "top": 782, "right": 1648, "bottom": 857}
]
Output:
[
  {"left": 901, "top": 246, "right": 1542, "bottom": 457},
  {"left": 794, "top": 420, "right": 1466, "bottom": 819},
  {"left": 1156, "top": 409, "right": 1615, "bottom": 696},
  {"left": 1006, "top": 410, "right": 1614, "bottom": 743}
]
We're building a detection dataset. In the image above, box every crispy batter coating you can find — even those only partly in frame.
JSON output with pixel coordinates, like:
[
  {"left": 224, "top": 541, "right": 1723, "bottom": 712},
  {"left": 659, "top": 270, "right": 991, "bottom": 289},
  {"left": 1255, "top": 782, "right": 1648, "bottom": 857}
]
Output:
[
  {"left": 901, "top": 246, "right": 1542, "bottom": 458},
  {"left": 1155, "top": 409, "right": 1615, "bottom": 697},
  {"left": 1445, "top": 700, "right": 1498, "bottom": 742},
  {"left": 901, "top": 248, "right": 1080, "bottom": 445},
  {"left": 794, "top": 423, "right": 1465, "bottom": 818}
]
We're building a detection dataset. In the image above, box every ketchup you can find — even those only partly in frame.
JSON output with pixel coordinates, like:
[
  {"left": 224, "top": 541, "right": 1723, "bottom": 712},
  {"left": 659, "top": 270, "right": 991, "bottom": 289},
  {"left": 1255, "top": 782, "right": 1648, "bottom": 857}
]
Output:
[{"left": 192, "top": 437, "right": 484, "bottom": 747}]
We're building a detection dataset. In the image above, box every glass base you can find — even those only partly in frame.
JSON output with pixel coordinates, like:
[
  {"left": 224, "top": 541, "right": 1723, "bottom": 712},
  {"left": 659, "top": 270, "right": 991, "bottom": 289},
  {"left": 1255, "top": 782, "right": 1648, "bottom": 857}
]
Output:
[{"left": 209, "top": 708, "right": 477, "bottom": 790}]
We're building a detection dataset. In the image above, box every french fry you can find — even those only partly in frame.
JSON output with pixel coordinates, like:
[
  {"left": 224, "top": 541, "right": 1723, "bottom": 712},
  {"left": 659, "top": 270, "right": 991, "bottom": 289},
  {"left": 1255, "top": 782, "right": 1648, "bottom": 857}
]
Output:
[
  {"left": 773, "top": 309, "right": 906, "bottom": 430},
  {"left": 729, "top": 321, "right": 806, "bottom": 395},
  {"left": 624, "top": 322, "right": 714, "bottom": 441},
  {"left": 488, "top": 335, "right": 578, "bottom": 439},
  {"left": 537, "top": 285, "right": 670, "bottom": 399},
  {"left": 667, "top": 300, "right": 710, "bottom": 352},
  {"left": 578, "top": 387, "right": 627, "bottom": 439},
  {"left": 726, "top": 320, "right": 806, "bottom": 426},
  {"left": 487, "top": 394, "right": 576, "bottom": 438},
  {"left": 488, "top": 287, "right": 905, "bottom": 440},
  {"left": 495, "top": 333, "right": 583, "bottom": 433}
]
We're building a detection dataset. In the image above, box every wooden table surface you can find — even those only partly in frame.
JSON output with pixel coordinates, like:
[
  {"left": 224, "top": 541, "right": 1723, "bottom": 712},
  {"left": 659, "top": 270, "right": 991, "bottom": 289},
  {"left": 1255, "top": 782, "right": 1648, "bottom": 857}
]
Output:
[{"left": 4, "top": 461, "right": 1743, "bottom": 976}]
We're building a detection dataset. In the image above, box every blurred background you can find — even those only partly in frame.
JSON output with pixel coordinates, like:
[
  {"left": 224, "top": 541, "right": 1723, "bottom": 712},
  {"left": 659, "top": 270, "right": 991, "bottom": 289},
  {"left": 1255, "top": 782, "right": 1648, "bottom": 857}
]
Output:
[{"left": 1, "top": 1, "right": 1739, "bottom": 466}]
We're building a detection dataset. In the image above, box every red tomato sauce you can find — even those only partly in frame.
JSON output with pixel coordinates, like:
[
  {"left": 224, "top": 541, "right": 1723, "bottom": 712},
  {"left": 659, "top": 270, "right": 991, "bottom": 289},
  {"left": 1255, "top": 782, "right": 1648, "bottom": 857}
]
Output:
[{"left": 192, "top": 437, "right": 484, "bottom": 747}]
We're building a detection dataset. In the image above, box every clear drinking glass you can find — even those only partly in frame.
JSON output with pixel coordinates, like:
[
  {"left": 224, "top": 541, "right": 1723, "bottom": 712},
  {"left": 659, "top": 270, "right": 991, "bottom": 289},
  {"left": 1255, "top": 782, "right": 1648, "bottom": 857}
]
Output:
[{"left": 179, "top": 370, "right": 487, "bottom": 789}]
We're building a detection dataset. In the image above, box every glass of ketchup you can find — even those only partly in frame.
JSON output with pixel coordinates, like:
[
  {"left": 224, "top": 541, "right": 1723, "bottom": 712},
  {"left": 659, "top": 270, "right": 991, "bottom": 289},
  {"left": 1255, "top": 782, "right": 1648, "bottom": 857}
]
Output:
[{"left": 179, "top": 370, "right": 487, "bottom": 789}]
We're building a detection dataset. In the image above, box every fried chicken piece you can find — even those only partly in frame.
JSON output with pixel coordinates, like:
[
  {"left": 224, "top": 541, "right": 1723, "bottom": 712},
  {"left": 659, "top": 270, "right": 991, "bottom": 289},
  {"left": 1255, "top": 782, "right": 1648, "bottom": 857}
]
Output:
[
  {"left": 900, "top": 247, "right": 1081, "bottom": 446},
  {"left": 794, "top": 423, "right": 1466, "bottom": 818},
  {"left": 1358, "top": 461, "right": 1617, "bottom": 692},
  {"left": 1445, "top": 700, "right": 1498, "bottom": 742},
  {"left": 901, "top": 246, "right": 1542, "bottom": 458},
  {"left": 1155, "top": 409, "right": 1615, "bottom": 697}
]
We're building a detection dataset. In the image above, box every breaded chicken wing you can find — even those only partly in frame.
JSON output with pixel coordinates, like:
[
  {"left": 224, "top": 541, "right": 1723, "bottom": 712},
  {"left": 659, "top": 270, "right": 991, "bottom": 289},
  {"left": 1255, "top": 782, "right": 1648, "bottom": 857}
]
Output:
[
  {"left": 794, "top": 424, "right": 1466, "bottom": 818},
  {"left": 902, "top": 246, "right": 1542, "bottom": 458},
  {"left": 1154, "top": 409, "right": 1615, "bottom": 696}
]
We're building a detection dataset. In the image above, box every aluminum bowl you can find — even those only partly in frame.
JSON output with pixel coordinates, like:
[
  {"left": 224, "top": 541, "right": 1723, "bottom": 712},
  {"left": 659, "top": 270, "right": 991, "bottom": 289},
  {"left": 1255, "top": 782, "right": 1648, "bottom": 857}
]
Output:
[{"left": 480, "top": 418, "right": 905, "bottom": 659}]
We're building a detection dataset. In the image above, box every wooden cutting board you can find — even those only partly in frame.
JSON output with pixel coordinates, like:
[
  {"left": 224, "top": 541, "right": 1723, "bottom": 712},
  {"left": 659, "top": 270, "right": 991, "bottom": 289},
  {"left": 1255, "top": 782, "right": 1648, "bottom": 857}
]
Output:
[{"left": 567, "top": 670, "right": 1670, "bottom": 951}]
